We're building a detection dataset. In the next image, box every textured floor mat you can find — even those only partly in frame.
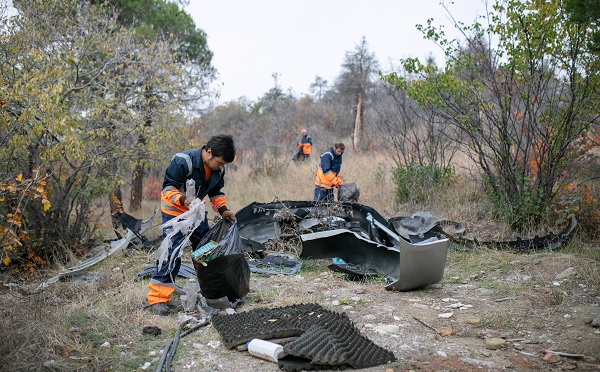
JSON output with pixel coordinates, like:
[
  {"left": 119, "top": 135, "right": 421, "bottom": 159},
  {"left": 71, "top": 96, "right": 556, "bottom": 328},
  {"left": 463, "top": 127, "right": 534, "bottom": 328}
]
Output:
[
  {"left": 277, "top": 355, "right": 348, "bottom": 371},
  {"left": 211, "top": 303, "right": 396, "bottom": 369},
  {"left": 211, "top": 303, "right": 326, "bottom": 348},
  {"left": 283, "top": 314, "right": 396, "bottom": 369}
]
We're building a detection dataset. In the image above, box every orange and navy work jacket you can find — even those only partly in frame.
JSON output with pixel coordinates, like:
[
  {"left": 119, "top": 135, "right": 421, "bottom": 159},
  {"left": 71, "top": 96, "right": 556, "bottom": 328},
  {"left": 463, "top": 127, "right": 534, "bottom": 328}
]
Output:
[
  {"left": 314, "top": 147, "right": 342, "bottom": 189},
  {"left": 297, "top": 134, "right": 312, "bottom": 155},
  {"left": 161, "top": 146, "right": 228, "bottom": 217}
]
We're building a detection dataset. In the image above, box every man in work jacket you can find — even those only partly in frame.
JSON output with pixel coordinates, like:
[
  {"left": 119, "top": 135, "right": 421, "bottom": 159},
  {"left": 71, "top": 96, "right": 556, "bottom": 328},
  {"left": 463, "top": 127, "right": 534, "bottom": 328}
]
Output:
[
  {"left": 296, "top": 128, "right": 312, "bottom": 161},
  {"left": 314, "top": 142, "right": 345, "bottom": 202},
  {"left": 148, "top": 133, "right": 237, "bottom": 316}
]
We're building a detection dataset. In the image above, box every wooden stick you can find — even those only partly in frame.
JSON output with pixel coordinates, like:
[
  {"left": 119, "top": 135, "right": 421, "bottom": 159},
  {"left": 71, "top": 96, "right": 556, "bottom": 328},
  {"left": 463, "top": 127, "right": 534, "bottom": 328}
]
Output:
[{"left": 412, "top": 316, "right": 438, "bottom": 334}]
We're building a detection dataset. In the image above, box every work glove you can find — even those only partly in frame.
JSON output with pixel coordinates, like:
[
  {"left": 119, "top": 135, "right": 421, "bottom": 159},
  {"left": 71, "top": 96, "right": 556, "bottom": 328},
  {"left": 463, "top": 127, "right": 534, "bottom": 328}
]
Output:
[
  {"left": 221, "top": 210, "right": 236, "bottom": 221},
  {"left": 334, "top": 182, "right": 341, "bottom": 188}
]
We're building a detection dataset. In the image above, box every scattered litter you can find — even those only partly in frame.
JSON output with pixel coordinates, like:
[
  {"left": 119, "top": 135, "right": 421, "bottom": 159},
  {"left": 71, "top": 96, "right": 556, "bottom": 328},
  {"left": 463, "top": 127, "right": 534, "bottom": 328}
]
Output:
[
  {"left": 211, "top": 303, "right": 396, "bottom": 370},
  {"left": 247, "top": 253, "right": 302, "bottom": 275},
  {"left": 446, "top": 302, "right": 472, "bottom": 309},
  {"left": 438, "top": 312, "right": 454, "bottom": 318},
  {"left": 541, "top": 348, "right": 585, "bottom": 359},
  {"left": 246, "top": 339, "right": 284, "bottom": 363},
  {"left": 180, "top": 281, "right": 201, "bottom": 311}
]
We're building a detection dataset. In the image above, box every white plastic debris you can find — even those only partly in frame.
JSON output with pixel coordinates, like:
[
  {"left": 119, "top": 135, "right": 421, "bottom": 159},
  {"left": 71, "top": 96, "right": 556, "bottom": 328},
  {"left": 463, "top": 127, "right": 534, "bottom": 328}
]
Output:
[{"left": 155, "top": 198, "right": 206, "bottom": 272}]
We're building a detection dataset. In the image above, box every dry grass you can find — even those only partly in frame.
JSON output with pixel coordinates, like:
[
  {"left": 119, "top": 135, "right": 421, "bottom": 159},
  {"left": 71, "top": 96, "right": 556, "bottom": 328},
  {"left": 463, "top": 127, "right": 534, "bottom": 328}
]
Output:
[{"left": 1, "top": 150, "right": 597, "bottom": 371}]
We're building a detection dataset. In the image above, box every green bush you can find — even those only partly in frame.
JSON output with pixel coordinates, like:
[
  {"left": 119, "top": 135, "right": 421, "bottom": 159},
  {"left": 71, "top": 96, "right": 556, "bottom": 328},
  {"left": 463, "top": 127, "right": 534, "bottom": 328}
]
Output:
[
  {"left": 484, "top": 174, "right": 547, "bottom": 231},
  {"left": 392, "top": 163, "right": 455, "bottom": 203}
]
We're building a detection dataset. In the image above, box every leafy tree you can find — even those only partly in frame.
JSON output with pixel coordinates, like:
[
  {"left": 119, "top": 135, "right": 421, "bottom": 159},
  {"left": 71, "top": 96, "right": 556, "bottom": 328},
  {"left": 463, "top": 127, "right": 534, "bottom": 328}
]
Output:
[
  {"left": 335, "top": 37, "right": 379, "bottom": 151},
  {"left": 564, "top": 0, "right": 600, "bottom": 53},
  {"left": 0, "top": 0, "right": 205, "bottom": 266},
  {"left": 90, "top": 0, "right": 215, "bottom": 210},
  {"left": 92, "top": 0, "right": 214, "bottom": 67},
  {"left": 383, "top": 0, "right": 600, "bottom": 229}
]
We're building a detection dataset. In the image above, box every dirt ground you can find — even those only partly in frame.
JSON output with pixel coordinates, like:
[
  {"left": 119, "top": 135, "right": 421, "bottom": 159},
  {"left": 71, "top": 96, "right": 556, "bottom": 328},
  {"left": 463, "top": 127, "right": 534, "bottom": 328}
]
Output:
[{"left": 143, "top": 249, "right": 600, "bottom": 372}]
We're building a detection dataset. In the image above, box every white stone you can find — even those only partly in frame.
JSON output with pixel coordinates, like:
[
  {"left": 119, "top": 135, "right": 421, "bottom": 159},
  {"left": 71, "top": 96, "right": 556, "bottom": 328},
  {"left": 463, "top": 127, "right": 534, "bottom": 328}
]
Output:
[
  {"left": 375, "top": 324, "right": 400, "bottom": 333},
  {"left": 555, "top": 267, "right": 576, "bottom": 280}
]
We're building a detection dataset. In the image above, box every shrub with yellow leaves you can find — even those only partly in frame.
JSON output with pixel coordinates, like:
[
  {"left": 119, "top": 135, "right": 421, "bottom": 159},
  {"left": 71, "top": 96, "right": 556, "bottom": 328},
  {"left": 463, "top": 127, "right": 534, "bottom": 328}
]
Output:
[{"left": 0, "top": 169, "right": 51, "bottom": 270}]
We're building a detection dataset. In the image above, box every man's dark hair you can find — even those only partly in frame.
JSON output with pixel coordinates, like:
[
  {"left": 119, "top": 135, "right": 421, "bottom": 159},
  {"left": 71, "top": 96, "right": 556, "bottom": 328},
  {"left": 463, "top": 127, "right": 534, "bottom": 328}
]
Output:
[
  {"left": 207, "top": 133, "right": 236, "bottom": 162},
  {"left": 334, "top": 142, "right": 345, "bottom": 151}
]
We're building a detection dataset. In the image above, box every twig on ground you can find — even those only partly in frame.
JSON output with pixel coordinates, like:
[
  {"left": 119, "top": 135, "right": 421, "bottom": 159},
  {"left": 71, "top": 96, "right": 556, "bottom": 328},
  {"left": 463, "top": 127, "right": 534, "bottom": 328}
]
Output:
[{"left": 412, "top": 316, "right": 438, "bottom": 334}]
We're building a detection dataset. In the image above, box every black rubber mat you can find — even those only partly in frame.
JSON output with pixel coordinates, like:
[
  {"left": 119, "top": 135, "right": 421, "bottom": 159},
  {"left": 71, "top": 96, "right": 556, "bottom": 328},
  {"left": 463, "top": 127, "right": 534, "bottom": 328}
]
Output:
[
  {"left": 211, "top": 303, "right": 324, "bottom": 348},
  {"left": 283, "top": 314, "right": 396, "bottom": 369},
  {"left": 211, "top": 303, "right": 395, "bottom": 370},
  {"left": 277, "top": 355, "right": 348, "bottom": 371}
]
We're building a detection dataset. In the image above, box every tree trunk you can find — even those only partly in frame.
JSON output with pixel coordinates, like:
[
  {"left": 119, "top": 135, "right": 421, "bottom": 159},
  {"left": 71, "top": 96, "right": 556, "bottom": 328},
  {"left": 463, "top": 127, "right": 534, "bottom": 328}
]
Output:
[
  {"left": 130, "top": 87, "right": 155, "bottom": 212},
  {"left": 130, "top": 162, "right": 144, "bottom": 211},
  {"left": 109, "top": 186, "right": 124, "bottom": 238},
  {"left": 353, "top": 90, "right": 363, "bottom": 151}
]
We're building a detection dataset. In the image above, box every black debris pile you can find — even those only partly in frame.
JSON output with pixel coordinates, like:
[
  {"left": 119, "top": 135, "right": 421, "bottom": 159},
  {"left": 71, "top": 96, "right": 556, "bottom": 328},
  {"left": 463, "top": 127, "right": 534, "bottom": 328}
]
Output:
[{"left": 211, "top": 303, "right": 396, "bottom": 370}]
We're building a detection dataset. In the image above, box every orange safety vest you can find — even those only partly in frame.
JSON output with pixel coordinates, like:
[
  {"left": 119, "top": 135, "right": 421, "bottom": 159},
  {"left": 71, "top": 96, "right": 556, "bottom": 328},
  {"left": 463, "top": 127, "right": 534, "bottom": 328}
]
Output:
[
  {"left": 160, "top": 147, "right": 228, "bottom": 217},
  {"left": 298, "top": 135, "right": 312, "bottom": 155},
  {"left": 314, "top": 147, "right": 342, "bottom": 189}
]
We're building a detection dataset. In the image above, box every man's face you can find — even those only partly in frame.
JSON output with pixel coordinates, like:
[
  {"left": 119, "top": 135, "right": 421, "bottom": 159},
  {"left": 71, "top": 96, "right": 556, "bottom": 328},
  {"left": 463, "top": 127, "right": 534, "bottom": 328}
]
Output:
[
  {"left": 207, "top": 155, "right": 228, "bottom": 170},
  {"left": 205, "top": 148, "right": 229, "bottom": 170},
  {"left": 334, "top": 147, "right": 344, "bottom": 156}
]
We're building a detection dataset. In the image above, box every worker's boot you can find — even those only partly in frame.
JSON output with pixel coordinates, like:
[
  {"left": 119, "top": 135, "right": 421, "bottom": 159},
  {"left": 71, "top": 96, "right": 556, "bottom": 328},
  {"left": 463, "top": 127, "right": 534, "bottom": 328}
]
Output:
[{"left": 151, "top": 302, "right": 170, "bottom": 316}]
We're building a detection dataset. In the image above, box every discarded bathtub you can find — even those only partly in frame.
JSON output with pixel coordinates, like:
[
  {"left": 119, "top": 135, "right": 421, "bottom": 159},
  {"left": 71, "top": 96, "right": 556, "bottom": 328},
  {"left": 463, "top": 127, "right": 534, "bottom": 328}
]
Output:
[{"left": 236, "top": 201, "right": 448, "bottom": 291}]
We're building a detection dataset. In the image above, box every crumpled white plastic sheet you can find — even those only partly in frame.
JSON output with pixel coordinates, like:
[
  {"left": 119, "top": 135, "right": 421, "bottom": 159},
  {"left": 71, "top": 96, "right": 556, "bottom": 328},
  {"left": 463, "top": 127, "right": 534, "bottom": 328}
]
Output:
[{"left": 155, "top": 198, "right": 206, "bottom": 274}]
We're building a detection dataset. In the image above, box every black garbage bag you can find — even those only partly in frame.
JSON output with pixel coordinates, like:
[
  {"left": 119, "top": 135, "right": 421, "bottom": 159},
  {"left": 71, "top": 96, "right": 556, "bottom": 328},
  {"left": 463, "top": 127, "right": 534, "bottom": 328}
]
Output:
[
  {"left": 338, "top": 182, "right": 360, "bottom": 202},
  {"left": 192, "top": 219, "right": 250, "bottom": 303},
  {"left": 291, "top": 148, "right": 303, "bottom": 162}
]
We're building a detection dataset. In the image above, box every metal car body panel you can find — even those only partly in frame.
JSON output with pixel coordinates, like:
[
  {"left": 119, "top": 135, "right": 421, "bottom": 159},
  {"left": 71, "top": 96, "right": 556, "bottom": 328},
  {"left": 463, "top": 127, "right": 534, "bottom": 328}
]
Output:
[{"left": 236, "top": 201, "right": 448, "bottom": 291}]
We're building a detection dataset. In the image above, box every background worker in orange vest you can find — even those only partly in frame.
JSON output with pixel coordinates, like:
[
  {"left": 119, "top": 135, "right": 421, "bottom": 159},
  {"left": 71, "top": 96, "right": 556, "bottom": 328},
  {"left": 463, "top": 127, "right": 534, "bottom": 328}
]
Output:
[
  {"left": 148, "top": 133, "right": 237, "bottom": 316},
  {"left": 314, "top": 142, "right": 344, "bottom": 202},
  {"left": 296, "top": 128, "right": 312, "bottom": 161}
]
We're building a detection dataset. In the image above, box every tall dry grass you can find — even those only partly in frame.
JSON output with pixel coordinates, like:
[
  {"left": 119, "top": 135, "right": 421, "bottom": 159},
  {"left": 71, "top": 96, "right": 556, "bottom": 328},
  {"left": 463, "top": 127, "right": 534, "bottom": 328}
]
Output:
[
  {"left": 226, "top": 150, "right": 400, "bottom": 218},
  {"left": 224, "top": 150, "right": 506, "bottom": 237}
]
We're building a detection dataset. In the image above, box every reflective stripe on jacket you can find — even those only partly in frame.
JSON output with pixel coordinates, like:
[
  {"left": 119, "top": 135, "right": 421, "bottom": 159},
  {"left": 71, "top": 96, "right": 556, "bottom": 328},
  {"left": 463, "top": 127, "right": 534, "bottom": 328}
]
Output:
[
  {"left": 160, "top": 145, "right": 227, "bottom": 217},
  {"left": 314, "top": 147, "right": 342, "bottom": 189},
  {"left": 298, "top": 135, "right": 312, "bottom": 155}
]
